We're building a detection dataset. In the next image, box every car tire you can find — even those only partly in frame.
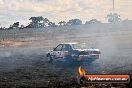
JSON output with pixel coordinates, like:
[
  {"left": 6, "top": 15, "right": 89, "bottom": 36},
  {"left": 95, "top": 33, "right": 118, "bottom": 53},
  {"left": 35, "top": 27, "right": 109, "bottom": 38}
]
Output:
[{"left": 47, "top": 54, "right": 53, "bottom": 63}]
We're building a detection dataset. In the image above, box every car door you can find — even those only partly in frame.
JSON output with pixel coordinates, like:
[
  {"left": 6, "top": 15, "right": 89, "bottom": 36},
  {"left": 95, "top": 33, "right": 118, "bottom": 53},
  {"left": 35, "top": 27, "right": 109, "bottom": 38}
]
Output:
[
  {"left": 53, "top": 44, "right": 63, "bottom": 58},
  {"left": 61, "top": 44, "right": 70, "bottom": 57}
]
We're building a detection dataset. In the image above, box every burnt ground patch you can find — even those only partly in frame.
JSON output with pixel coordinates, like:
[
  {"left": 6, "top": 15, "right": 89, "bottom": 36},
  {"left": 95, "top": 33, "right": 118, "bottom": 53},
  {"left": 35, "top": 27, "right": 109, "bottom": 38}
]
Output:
[{"left": 0, "top": 53, "right": 131, "bottom": 88}]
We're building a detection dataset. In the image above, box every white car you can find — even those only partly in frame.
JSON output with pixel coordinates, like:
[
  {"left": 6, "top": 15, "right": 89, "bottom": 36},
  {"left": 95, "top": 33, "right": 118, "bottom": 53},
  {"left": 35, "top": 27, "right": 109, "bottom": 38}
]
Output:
[{"left": 46, "top": 43, "right": 101, "bottom": 63}]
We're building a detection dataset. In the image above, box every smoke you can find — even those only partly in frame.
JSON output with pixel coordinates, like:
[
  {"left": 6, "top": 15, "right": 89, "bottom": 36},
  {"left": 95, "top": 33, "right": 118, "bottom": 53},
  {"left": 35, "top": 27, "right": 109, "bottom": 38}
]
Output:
[
  {"left": 0, "top": 23, "right": 132, "bottom": 73},
  {"left": 0, "top": 41, "right": 47, "bottom": 72}
]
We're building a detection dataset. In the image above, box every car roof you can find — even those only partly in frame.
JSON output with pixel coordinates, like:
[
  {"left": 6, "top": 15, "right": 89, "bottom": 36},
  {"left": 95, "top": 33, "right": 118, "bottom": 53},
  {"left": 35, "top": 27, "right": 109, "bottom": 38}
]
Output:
[
  {"left": 87, "top": 49, "right": 100, "bottom": 51},
  {"left": 60, "top": 42, "right": 78, "bottom": 45}
]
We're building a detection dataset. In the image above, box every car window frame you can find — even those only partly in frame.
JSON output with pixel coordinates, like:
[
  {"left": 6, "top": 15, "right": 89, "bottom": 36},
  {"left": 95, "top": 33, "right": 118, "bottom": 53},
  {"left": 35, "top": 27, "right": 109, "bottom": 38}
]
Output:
[
  {"left": 62, "top": 44, "right": 72, "bottom": 51},
  {"left": 54, "top": 44, "right": 63, "bottom": 51}
]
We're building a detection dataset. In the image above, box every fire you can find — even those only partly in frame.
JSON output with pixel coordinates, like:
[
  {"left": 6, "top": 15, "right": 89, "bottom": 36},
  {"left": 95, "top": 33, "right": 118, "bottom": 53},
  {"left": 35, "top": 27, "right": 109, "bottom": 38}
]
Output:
[{"left": 78, "top": 66, "right": 86, "bottom": 76}]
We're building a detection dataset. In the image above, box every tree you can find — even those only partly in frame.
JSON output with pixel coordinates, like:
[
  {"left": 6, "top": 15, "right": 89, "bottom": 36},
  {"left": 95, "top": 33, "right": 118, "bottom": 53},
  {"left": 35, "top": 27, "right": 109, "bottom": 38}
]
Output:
[
  {"left": 43, "top": 18, "right": 50, "bottom": 27},
  {"left": 107, "top": 13, "right": 121, "bottom": 23},
  {"left": 8, "top": 22, "right": 19, "bottom": 29},
  {"left": 66, "top": 19, "right": 82, "bottom": 25},
  {"left": 58, "top": 21, "right": 66, "bottom": 26},
  {"left": 29, "top": 17, "right": 38, "bottom": 28},
  {"left": 85, "top": 19, "right": 101, "bottom": 24},
  {"left": 48, "top": 22, "right": 56, "bottom": 27},
  {"left": 13, "top": 22, "right": 19, "bottom": 27},
  {"left": 58, "top": 21, "right": 63, "bottom": 26},
  {"left": 28, "top": 16, "right": 51, "bottom": 28},
  {"left": 29, "top": 16, "right": 44, "bottom": 28},
  {"left": 20, "top": 25, "right": 24, "bottom": 29}
]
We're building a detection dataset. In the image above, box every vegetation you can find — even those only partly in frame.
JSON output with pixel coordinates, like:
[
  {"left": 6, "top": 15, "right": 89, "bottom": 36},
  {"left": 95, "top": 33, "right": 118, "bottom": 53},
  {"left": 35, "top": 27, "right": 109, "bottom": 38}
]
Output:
[
  {"left": 85, "top": 19, "right": 101, "bottom": 24},
  {"left": 66, "top": 19, "right": 82, "bottom": 25},
  {"left": 9, "top": 22, "right": 19, "bottom": 29},
  {"left": 0, "top": 13, "right": 124, "bottom": 30},
  {"left": 107, "top": 13, "right": 121, "bottom": 23}
]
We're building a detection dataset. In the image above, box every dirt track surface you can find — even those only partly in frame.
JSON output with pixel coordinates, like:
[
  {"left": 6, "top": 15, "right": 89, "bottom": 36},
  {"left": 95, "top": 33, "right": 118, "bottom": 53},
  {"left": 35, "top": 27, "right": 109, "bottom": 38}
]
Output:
[
  {"left": 0, "top": 48, "right": 78, "bottom": 88},
  {"left": 0, "top": 29, "right": 132, "bottom": 87},
  {"left": 0, "top": 47, "right": 131, "bottom": 88}
]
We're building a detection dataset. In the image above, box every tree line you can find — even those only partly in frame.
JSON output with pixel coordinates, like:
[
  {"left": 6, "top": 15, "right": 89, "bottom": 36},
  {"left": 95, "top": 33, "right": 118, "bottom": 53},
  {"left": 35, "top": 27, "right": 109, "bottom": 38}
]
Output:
[{"left": 0, "top": 12, "right": 122, "bottom": 30}]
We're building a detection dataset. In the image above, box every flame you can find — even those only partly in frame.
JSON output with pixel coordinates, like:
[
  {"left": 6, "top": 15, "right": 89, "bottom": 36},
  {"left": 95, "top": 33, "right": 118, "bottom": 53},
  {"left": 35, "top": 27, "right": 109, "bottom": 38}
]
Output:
[{"left": 78, "top": 66, "right": 86, "bottom": 76}]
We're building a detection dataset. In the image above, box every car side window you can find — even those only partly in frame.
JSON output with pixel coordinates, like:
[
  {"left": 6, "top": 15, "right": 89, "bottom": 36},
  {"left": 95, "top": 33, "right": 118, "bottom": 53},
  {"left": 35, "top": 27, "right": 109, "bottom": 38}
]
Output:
[
  {"left": 62, "top": 44, "right": 72, "bottom": 51},
  {"left": 55, "top": 44, "right": 63, "bottom": 51},
  {"left": 68, "top": 45, "right": 72, "bottom": 50},
  {"left": 62, "top": 44, "right": 67, "bottom": 51}
]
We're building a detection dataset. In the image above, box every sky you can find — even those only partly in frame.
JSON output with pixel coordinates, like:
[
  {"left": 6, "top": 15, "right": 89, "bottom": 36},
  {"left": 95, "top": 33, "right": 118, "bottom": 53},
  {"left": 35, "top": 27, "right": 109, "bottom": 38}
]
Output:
[{"left": 0, "top": 0, "right": 132, "bottom": 27}]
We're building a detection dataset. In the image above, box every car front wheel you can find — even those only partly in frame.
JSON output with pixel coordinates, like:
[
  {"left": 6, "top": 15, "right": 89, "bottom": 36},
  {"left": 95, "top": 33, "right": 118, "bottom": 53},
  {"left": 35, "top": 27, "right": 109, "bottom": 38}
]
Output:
[{"left": 47, "top": 55, "right": 53, "bottom": 63}]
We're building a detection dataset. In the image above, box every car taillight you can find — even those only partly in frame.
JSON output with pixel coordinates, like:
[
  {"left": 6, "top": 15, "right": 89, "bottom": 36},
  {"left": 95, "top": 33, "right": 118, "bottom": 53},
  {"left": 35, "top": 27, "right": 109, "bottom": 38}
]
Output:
[{"left": 93, "top": 51, "right": 101, "bottom": 54}]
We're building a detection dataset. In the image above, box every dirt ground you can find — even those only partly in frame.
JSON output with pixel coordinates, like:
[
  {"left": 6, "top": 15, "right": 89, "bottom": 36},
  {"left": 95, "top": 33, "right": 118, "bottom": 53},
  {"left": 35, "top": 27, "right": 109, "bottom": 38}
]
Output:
[
  {"left": 0, "top": 50, "right": 131, "bottom": 88},
  {"left": 0, "top": 32, "right": 132, "bottom": 88},
  {"left": 0, "top": 46, "right": 131, "bottom": 88}
]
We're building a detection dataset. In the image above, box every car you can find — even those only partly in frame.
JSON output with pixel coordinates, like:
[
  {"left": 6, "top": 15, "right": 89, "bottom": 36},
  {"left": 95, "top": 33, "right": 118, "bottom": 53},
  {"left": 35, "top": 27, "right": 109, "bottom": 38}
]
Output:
[{"left": 46, "top": 43, "right": 101, "bottom": 63}]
